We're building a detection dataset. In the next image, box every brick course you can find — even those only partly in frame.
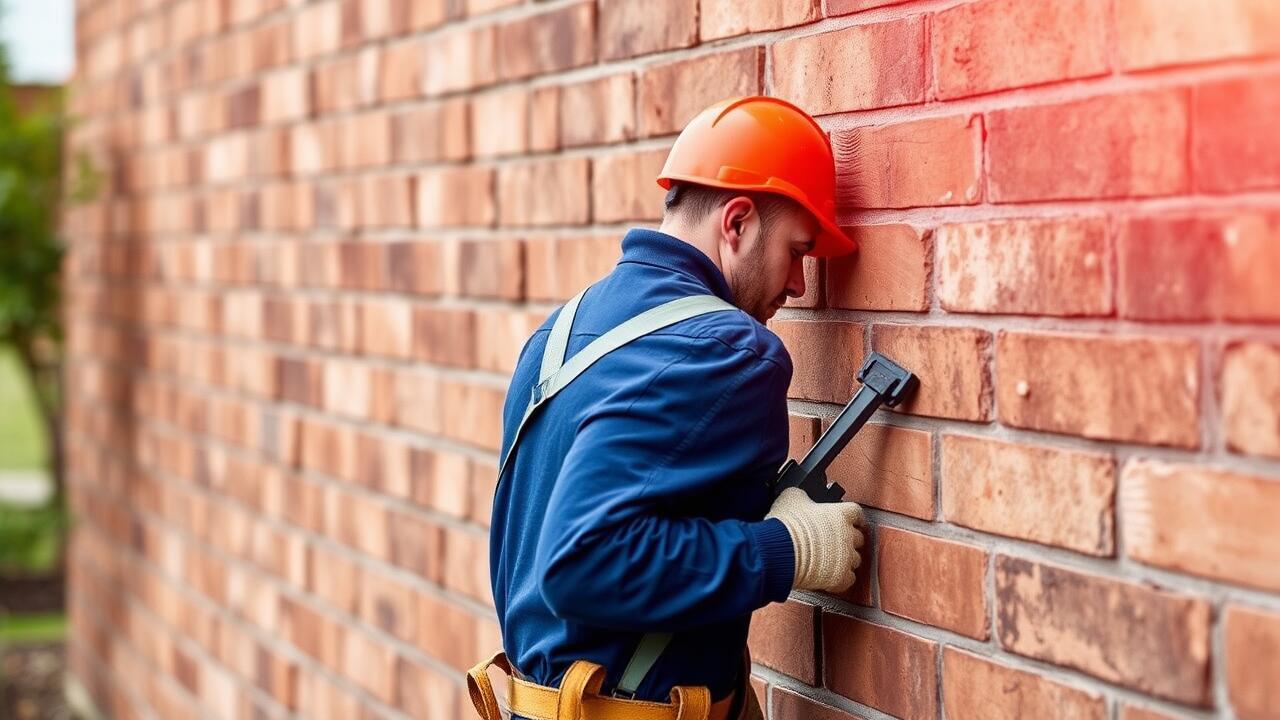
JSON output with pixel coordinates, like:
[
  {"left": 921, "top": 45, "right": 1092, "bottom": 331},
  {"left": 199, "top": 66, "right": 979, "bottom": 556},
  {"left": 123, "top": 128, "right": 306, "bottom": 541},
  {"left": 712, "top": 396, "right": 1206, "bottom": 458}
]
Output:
[{"left": 63, "top": 1, "right": 1280, "bottom": 718}]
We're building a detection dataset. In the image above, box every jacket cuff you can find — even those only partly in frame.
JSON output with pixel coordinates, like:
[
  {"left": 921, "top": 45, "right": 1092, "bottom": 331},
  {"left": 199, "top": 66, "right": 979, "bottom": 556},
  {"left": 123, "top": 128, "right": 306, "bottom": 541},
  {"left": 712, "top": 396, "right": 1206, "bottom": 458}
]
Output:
[{"left": 751, "top": 518, "right": 796, "bottom": 602}]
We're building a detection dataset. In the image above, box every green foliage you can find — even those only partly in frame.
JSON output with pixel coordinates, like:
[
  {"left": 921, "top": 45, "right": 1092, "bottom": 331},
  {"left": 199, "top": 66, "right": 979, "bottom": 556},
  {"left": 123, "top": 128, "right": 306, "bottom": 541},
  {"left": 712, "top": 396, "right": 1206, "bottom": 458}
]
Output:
[
  {"left": 0, "top": 612, "right": 67, "bottom": 644},
  {"left": 0, "top": 45, "right": 66, "bottom": 350},
  {"left": 0, "top": 502, "right": 67, "bottom": 574}
]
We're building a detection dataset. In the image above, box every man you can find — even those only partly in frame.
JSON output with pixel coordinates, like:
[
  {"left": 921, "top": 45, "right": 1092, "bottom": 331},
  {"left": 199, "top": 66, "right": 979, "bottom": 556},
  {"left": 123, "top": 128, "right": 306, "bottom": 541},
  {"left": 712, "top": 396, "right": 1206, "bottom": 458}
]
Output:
[{"left": 470, "top": 97, "right": 867, "bottom": 720}]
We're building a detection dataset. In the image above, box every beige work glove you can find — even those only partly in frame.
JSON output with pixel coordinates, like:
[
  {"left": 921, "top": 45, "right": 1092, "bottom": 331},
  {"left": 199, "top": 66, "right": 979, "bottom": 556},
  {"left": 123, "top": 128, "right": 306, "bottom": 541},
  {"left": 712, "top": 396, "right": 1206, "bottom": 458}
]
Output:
[{"left": 766, "top": 487, "right": 866, "bottom": 593}]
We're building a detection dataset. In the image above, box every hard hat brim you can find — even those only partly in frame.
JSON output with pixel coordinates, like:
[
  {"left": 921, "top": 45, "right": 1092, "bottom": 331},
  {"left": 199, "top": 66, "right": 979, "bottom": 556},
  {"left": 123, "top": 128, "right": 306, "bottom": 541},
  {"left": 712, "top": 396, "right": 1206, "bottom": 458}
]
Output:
[{"left": 657, "top": 173, "right": 856, "bottom": 258}]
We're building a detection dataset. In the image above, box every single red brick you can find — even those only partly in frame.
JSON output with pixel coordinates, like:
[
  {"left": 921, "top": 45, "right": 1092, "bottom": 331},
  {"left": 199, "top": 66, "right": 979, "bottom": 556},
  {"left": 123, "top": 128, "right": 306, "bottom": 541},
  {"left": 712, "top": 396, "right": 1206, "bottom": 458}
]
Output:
[
  {"left": 442, "top": 239, "right": 524, "bottom": 300},
  {"left": 466, "top": 0, "right": 520, "bottom": 16},
  {"left": 988, "top": 90, "right": 1189, "bottom": 201},
  {"left": 440, "top": 526, "right": 492, "bottom": 605},
  {"left": 473, "top": 307, "right": 545, "bottom": 374},
  {"left": 787, "top": 413, "right": 820, "bottom": 461},
  {"left": 1117, "top": 212, "right": 1280, "bottom": 321},
  {"left": 524, "top": 234, "right": 621, "bottom": 302},
  {"left": 771, "top": 17, "right": 926, "bottom": 116},
  {"left": 943, "top": 648, "right": 1106, "bottom": 720},
  {"left": 825, "top": 422, "right": 934, "bottom": 520},
  {"left": 1122, "top": 459, "right": 1280, "bottom": 592},
  {"left": 591, "top": 148, "right": 669, "bottom": 224},
  {"left": 933, "top": 0, "right": 1109, "bottom": 99},
  {"left": 1120, "top": 706, "right": 1183, "bottom": 720},
  {"left": 937, "top": 217, "right": 1112, "bottom": 316},
  {"left": 701, "top": 0, "right": 819, "bottom": 41},
  {"left": 392, "top": 99, "right": 470, "bottom": 164},
  {"left": 559, "top": 73, "right": 635, "bottom": 148},
  {"left": 470, "top": 87, "right": 529, "bottom": 158},
  {"left": 1117, "top": 0, "right": 1280, "bottom": 71},
  {"left": 833, "top": 115, "right": 982, "bottom": 209},
  {"left": 767, "top": 319, "right": 865, "bottom": 404},
  {"left": 416, "top": 166, "right": 493, "bottom": 229},
  {"left": 995, "top": 555, "right": 1212, "bottom": 705},
  {"left": 826, "top": 225, "right": 929, "bottom": 312},
  {"left": 529, "top": 86, "right": 560, "bottom": 152},
  {"left": 872, "top": 324, "right": 992, "bottom": 421},
  {"left": 497, "top": 157, "right": 590, "bottom": 227},
  {"left": 394, "top": 657, "right": 458, "bottom": 719},
  {"left": 1226, "top": 605, "right": 1280, "bottom": 720},
  {"left": 439, "top": 378, "right": 506, "bottom": 451},
  {"left": 637, "top": 48, "right": 763, "bottom": 138},
  {"left": 412, "top": 306, "right": 476, "bottom": 368},
  {"left": 878, "top": 528, "right": 988, "bottom": 638},
  {"left": 422, "top": 26, "right": 495, "bottom": 95},
  {"left": 378, "top": 41, "right": 421, "bottom": 102},
  {"left": 598, "top": 0, "right": 697, "bottom": 61},
  {"left": 996, "top": 332, "right": 1200, "bottom": 448},
  {"left": 822, "top": 613, "right": 938, "bottom": 719},
  {"left": 942, "top": 434, "right": 1115, "bottom": 556},
  {"left": 747, "top": 600, "right": 817, "bottom": 684},
  {"left": 771, "top": 688, "right": 867, "bottom": 720},
  {"left": 1223, "top": 342, "right": 1280, "bottom": 459},
  {"left": 1194, "top": 73, "right": 1280, "bottom": 192},
  {"left": 497, "top": 1, "right": 595, "bottom": 81},
  {"left": 825, "top": 0, "right": 902, "bottom": 14}
]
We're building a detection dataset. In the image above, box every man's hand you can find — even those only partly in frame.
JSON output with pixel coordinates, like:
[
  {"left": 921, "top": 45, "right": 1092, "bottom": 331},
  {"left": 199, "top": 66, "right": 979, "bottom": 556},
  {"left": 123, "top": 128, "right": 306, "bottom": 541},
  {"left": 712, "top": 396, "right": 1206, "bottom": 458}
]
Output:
[{"left": 766, "top": 487, "right": 866, "bottom": 593}]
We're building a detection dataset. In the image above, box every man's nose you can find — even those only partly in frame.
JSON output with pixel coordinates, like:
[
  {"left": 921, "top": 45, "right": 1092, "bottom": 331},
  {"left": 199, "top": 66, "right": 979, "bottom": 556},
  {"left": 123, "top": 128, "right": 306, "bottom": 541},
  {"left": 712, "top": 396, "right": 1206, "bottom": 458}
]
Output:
[{"left": 786, "top": 259, "right": 807, "bottom": 298}]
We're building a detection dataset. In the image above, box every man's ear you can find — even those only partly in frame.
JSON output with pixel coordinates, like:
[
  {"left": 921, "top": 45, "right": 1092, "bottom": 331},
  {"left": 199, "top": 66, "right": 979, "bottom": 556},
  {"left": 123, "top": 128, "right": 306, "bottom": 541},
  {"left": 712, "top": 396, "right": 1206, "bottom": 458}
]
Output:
[{"left": 721, "top": 197, "right": 755, "bottom": 253}]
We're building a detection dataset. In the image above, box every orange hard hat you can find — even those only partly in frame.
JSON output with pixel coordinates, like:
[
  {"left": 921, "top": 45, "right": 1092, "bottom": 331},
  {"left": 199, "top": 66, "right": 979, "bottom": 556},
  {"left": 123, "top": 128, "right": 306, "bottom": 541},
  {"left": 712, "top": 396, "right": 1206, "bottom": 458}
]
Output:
[{"left": 656, "top": 96, "right": 854, "bottom": 257}]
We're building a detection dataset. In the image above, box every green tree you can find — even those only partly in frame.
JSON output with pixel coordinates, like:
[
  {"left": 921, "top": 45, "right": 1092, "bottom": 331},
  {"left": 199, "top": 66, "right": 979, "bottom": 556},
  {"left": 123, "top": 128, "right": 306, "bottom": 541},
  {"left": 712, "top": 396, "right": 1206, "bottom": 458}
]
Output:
[{"left": 0, "top": 43, "right": 92, "bottom": 510}]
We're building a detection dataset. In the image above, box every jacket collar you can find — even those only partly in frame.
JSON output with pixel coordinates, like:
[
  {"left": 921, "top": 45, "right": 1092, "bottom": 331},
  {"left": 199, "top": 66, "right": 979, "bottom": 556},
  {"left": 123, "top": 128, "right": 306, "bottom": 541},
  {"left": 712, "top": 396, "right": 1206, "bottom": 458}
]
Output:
[{"left": 617, "top": 228, "right": 734, "bottom": 304}]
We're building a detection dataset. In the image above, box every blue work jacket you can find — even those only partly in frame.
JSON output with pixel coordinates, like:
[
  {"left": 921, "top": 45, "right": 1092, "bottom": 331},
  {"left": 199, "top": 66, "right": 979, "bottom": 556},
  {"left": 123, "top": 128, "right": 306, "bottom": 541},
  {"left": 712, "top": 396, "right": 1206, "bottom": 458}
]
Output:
[{"left": 489, "top": 228, "right": 797, "bottom": 705}]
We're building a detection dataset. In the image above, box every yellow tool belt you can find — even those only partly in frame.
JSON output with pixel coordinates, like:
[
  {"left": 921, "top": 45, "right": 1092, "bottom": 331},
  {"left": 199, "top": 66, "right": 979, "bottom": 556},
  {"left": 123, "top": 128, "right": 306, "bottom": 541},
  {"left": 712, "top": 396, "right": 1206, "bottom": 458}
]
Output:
[{"left": 467, "top": 651, "right": 736, "bottom": 720}]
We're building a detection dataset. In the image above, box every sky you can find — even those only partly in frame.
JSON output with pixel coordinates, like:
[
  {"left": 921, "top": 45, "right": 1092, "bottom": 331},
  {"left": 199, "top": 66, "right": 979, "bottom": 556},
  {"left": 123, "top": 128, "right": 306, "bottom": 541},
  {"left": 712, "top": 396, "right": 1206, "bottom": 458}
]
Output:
[{"left": 2, "top": 0, "right": 74, "bottom": 84}]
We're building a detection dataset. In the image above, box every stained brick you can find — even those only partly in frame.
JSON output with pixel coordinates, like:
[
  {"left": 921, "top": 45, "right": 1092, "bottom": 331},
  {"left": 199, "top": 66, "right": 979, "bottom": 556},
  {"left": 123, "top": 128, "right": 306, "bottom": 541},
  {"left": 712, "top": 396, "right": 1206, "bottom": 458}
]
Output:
[
  {"left": 1194, "top": 74, "right": 1280, "bottom": 192},
  {"left": 771, "top": 688, "right": 867, "bottom": 720},
  {"left": 497, "top": 158, "right": 590, "bottom": 227},
  {"left": 496, "top": 1, "right": 595, "bottom": 81},
  {"left": 988, "top": 90, "right": 1189, "bottom": 201},
  {"left": 832, "top": 115, "right": 982, "bottom": 209},
  {"left": 1117, "top": 212, "right": 1280, "bottom": 321},
  {"left": 1226, "top": 605, "right": 1280, "bottom": 720},
  {"left": 416, "top": 166, "right": 494, "bottom": 228},
  {"left": 560, "top": 73, "right": 635, "bottom": 148},
  {"left": 824, "top": 422, "right": 934, "bottom": 520},
  {"left": 937, "top": 217, "right": 1112, "bottom": 316},
  {"left": 1122, "top": 459, "right": 1280, "bottom": 592},
  {"left": 933, "top": 0, "right": 1109, "bottom": 99},
  {"left": 995, "top": 556, "right": 1212, "bottom": 705},
  {"left": 942, "top": 435, "right": 1115, "bottom": 556},
  {"left": 443, "top": 239, "right": 525, "bottom": 301},
  {"left": 1223, "top": 342, "right": 1280, "bottom": 459},
  {"left": 996, "top": 332, "right": 1200, "bottom": 447},
  {"left": 746, "top": 600, "right": 816, "bottom": 684},
  {"left": 591, "top": 149, "right": 668, "bottom": 223},
  {"left": 637, "top": 48, "right": 763, "bottom": 138},
  {"left": 944, "top": 648, "right": 1106, "bottom": 720},
  {"left": 524, "top": 234, "right": 621, "bottom": 302},
  {"left": 768, "top": 319, "right": 865, "bottom": 404},
  {"left": 878, "top": 527, "right": 988, "bottom": 638},
  {"left": 872, "top": 324, "right": 992, "bottom": 421},
  {"left": 822, "top": 613, "right": 938, "bottom": 719},
  {"left": 1118, "top": 0, "right": 1280, "bottom": 71},
  {"left": 701, "top": 0, "right": 819, "bottom": 41},
  {"left": 771, "top": 17, "right": 926, "bottom": 116},
  {"left": 826, "top": 224, "right": 929, "bottom": 311},
  {"left": 598, "top": 0, "right": 697, "bottom": 61},
  {"left": 470, "top": 87, "right": 528, "bottom": 158}
]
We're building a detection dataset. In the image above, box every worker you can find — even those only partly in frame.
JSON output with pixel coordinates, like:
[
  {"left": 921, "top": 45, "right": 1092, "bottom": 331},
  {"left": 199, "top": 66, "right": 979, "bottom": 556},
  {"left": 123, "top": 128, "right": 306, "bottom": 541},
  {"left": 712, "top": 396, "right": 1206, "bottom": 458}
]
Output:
[{"left": 469, "top": 96, "right": 866, "bottom": 720}]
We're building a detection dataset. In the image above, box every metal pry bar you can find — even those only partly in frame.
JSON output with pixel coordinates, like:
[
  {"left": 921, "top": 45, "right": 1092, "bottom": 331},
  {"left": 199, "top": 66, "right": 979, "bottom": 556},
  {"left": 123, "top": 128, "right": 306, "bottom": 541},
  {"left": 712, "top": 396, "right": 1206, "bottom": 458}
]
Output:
[{"left": 770, "top": 352, "right": 919, "bottom": 503}]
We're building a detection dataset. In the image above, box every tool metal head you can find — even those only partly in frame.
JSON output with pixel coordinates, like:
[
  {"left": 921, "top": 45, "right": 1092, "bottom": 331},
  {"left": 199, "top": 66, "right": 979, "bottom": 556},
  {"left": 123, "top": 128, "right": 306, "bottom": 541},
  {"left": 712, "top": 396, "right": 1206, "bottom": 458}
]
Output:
[{"left": 856, "top": 352, "right": 919, "bottom": 407}]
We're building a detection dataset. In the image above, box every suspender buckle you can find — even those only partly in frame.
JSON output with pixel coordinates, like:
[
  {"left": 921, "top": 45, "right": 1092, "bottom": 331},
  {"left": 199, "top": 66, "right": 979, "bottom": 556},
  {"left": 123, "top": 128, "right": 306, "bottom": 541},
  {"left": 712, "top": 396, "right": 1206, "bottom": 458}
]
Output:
[
  {"left": 612, "top": 688, "right": 637, "bottom": 700},
  {"left": 531, "top": 378, "right": 552, "bottom": 405}
]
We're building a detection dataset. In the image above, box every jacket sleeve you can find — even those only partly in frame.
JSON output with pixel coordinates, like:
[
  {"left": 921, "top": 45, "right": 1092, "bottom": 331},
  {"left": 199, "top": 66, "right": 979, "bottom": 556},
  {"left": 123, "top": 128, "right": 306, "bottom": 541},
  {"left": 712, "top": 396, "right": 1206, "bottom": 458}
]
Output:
[{"left": 534, "top": 340, "right": 796, "bottom": 632}]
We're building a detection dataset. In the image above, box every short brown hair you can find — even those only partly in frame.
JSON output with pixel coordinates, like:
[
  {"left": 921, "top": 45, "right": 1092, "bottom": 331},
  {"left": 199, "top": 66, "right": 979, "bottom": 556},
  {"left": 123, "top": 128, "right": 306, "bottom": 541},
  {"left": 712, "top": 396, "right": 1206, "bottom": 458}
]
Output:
[{"left": 663, "top": 182, "right": 799, "bottom": 239}]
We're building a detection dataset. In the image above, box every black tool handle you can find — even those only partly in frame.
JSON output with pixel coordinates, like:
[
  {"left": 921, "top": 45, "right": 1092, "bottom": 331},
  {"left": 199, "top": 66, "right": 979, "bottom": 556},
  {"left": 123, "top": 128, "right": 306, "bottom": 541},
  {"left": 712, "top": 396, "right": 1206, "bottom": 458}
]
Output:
[{"left": 771, "top": 352, "right": 918, "bottom": 502}]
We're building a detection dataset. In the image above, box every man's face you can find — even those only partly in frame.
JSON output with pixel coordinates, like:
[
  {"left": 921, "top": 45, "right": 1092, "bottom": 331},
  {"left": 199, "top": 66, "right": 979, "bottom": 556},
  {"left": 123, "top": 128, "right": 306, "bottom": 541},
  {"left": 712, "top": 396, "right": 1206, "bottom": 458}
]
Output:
[{"left": 721, "top": 200, "right": 817, "bottom": 323}]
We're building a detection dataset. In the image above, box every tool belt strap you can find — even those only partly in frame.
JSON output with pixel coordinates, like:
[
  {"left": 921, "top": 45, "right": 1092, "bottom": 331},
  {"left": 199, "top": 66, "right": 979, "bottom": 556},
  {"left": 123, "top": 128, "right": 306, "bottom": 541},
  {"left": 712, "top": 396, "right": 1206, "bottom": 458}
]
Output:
[{"left": 468, "top": 651, "right": 727, "bottom": 720}]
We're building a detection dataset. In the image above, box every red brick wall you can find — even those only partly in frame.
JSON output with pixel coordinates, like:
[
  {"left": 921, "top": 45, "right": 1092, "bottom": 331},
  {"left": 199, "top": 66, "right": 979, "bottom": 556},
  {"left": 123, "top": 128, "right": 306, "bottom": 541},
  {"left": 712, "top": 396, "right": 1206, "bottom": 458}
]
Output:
[{"left": 61, "top": 0, "right": 1280, "bottom": 718}]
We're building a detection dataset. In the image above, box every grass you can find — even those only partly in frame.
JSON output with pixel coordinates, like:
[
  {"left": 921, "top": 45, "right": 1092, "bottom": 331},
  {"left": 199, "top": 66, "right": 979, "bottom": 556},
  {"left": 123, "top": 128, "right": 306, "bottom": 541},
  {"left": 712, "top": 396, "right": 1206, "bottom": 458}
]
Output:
[
  {"left": 0, "top": 612, "right": 66, "bottom": 645},
  {"left": 0, "top": 344, "right": 46, "bottom": 470}
]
